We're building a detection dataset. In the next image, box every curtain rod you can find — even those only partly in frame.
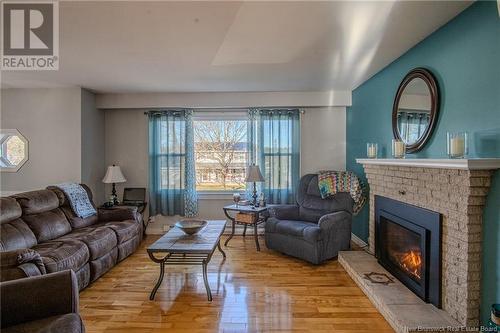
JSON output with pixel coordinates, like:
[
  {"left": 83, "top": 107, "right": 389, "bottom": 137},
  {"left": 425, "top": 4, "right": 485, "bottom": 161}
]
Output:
[{"left": 143, "top": 108, "right": 306, "bottom": 115}]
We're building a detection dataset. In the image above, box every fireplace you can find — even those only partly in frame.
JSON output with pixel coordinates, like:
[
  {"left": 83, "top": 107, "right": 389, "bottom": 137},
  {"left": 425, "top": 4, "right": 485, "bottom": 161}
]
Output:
[{"left": 375, "top": 195, "right": 442, "bottom": 307}]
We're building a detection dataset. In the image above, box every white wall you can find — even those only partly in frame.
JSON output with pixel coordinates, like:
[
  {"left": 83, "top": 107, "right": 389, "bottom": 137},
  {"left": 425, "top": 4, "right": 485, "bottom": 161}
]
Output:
[
  {"left": 0, "top": 88, "right": 105, "bottom": 200},
  {"left": 97, "top": 91, "right": 352, "bottom": 109},
  {"left": 301, "top": 107, "right": 346, "bottom": 174},
  {"left": 104, "top": 109, "right": 148, "bottom": 203},
  {"left": 0, "top": 88, "right": 82, "bottom": 194},
  {"left": 81, "top": 89, "right": 105, "bottom": 203},
  {"left": 104, "top": 107, "right": 346, "bottom": 234}
]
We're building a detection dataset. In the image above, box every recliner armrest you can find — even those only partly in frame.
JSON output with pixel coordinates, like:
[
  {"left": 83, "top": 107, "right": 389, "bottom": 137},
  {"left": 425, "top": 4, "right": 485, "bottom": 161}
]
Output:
[
  {"left": 0, "top": 270, "right": 79, "bottom": 328},
  {"left": 0, "top": 248, "right": 46, "bottom": 282},
  {"left": 98, "top": 206, "right": 138, "bottom": 223},
  {"left": 268, "top": 205, "right": 300, "bottom": 220},
  {"left": 318, "top": 211, "right": 352, "bottom": 231}
]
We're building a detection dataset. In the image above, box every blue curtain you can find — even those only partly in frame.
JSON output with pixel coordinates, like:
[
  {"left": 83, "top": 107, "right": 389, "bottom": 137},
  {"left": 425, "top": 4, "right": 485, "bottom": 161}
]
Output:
[
  {"left": 397, "top": 110, "right": 430, "bottom": 142},
  {"left": 148, "top": 110, "right": 198, "bottom": 217},
  {"left": 248, "top": 109, "right": 301, "bottom": 204}
]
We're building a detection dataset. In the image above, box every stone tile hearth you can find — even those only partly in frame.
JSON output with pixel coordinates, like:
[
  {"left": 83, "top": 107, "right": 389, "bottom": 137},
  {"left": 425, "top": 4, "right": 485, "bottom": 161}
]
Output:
[{"left": 339, "top": 251, "right": 460, "bottom": 333}]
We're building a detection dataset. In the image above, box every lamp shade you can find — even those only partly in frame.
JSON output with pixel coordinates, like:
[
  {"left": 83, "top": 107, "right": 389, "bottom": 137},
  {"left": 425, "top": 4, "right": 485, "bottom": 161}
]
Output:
[
  {"left": 245, "top": 165, "right": 264, "bottom": 182},
  {"left": 102, "top": 165, "right": 126, "bottom": 183}
]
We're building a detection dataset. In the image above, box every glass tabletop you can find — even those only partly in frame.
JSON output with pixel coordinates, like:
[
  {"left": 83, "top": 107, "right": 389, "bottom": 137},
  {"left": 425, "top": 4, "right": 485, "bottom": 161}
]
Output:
[{"left": 223, "top": 204, "right": 268, "bottom": 213}]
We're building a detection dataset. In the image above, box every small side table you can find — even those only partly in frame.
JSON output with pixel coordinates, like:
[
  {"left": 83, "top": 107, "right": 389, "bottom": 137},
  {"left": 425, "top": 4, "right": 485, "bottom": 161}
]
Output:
[{"left": 223, "top": 204, "right": 268, "bottom": 251}]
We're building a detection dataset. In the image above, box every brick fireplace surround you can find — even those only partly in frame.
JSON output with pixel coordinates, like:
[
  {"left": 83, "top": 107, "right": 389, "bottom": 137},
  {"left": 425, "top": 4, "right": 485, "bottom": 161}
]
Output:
[{"left": 353, "top": 159, "right": 500, "bottom": 328}]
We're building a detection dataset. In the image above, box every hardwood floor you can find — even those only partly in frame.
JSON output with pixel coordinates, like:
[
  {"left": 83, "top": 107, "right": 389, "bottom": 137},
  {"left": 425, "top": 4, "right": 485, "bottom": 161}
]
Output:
[{"left": 80, "top": 235, "right": 394, "bottom": 333}]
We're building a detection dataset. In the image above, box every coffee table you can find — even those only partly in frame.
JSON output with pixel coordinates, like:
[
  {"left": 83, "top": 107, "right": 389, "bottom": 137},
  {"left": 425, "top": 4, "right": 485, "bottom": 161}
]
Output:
[{"left": 147, "top": 220, "right": 226, "bottom": 301}]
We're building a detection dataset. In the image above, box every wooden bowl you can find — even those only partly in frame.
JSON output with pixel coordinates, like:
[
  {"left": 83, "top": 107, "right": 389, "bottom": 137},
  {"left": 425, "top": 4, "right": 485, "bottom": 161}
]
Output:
[{"left": 175, "top": 219, "right": 207, "bottom": 235}]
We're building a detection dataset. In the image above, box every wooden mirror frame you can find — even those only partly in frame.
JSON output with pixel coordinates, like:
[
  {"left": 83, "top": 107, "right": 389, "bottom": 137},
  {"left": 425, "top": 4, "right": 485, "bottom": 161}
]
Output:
[{"left": 392, "top": 68, "right": 439, "bottom": 153}]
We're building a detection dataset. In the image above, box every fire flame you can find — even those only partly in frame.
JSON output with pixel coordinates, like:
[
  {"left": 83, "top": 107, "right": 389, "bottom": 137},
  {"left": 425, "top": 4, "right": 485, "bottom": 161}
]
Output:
[{"left": 397, "top": 250, "right": 422, "bottom": 279}]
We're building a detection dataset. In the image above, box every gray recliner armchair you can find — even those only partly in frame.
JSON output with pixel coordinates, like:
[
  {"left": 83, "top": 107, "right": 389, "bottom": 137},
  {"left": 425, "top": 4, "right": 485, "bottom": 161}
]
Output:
[{"left": 265, "top": 174, "right": 354, "bottom": 264}]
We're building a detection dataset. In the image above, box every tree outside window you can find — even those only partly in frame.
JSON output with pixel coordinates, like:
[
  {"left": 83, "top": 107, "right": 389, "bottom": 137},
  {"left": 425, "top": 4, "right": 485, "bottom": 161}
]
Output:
[{"left": 194, "top": 120, "right": 247, "bottom": 191}]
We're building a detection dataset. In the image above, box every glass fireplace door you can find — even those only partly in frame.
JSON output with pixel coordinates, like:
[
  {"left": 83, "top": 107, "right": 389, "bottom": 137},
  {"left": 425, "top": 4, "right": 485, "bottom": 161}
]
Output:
[{"left": 378, "top": 214, "right": 428, "bottom": 300}]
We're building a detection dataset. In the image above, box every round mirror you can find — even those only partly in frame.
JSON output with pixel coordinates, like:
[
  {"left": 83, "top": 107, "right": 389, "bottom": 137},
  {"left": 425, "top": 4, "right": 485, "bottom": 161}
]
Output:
[{"left": 392, "top": 68, "right": 439, "bottom": 153}]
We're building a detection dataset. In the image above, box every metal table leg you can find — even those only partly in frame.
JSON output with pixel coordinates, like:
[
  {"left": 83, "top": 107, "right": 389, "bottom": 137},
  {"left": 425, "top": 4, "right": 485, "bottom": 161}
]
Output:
[
  {"left": 148, "top": 252, "right": 171, "bottom": 300},
  {"left": 223, "top": 208, "right": 236, "bottom": 246},
  {"left": 202, "top": 260, "right": 212, "bottom": 301},
  {"left": 217, "top": 240, "right": 226, "bottom": 258},
  {"left": 253, "top": 219, "right": 260, "bottom": 251}
]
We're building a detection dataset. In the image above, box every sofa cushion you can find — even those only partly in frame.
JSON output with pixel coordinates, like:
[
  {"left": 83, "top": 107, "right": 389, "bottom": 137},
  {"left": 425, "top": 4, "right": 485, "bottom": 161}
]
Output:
[
  {"left": 2, "top": 313, "right": 84, "bottom": 333},
  {"left": 0, "top": 219, "right": 38, "bottom": 251},
  {"left": 267, "top": 218, "right": 322, "bottom": 243},
  {"left": 33, "top": 239, "right": 89, "bottom": 273},
  {"left": 13, "top": 190, "right": 60, "bottom": 215},
  {"left": 22, "top": 209, "right": 72, "bottom": 243},
  {"left": 99, "top": 220, "right": 140, "bottom": 244},
  {"left": 60, "top": 226, "right": 117, "bottom": 260},
  {"left": 0, "top": 197, "right": 22, "bottom": 224},
  {"left": 0, "top": 198, "right": 38, "bottom": 251}
]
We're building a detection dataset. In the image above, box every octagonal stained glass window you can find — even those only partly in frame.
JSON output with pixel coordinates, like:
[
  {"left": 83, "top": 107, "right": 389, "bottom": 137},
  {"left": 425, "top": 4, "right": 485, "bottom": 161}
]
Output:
[{"left": 0, "top": 130, "right": 29, "bottom": 172}]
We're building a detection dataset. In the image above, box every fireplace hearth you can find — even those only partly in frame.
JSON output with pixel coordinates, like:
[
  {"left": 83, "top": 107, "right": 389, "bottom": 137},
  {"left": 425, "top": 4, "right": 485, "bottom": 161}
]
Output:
[{"left": 375, "top": 195, "right": 442, "bottom": 307}]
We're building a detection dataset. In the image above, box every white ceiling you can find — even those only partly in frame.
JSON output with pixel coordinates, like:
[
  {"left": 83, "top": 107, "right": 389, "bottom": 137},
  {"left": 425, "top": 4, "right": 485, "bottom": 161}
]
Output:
[{"left": 1, "top": 1, "right": 471, "bottom": 93}]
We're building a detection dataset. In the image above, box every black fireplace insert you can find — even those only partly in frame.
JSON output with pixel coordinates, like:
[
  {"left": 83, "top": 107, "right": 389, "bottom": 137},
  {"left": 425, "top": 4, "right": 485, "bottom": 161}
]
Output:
[{"left": 375, "top": 195, "right": 442, "bottom": 307}]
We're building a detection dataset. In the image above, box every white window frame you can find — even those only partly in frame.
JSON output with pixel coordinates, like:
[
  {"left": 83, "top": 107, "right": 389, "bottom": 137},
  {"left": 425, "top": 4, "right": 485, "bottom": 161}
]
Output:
[{"left": 0, "top": 129, "right": 29, "bottom": 173}]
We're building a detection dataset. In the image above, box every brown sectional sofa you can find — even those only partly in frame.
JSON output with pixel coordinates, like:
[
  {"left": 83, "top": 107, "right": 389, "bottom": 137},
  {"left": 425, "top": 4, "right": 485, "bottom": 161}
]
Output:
[{"left": 0, "top": 184, "right": 143, "bottom": 289}]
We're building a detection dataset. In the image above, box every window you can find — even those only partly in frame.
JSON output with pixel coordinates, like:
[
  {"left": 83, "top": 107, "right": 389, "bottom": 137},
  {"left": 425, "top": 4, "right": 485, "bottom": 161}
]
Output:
[
  {"left": 263, "top": 118, "right": 295, "bottom": 190},
  {"left": 194, "top": 117, "right": 247, "bottom": 191},
  {"left": 249, "top": 109, "right": 301, "bottom": 204},
  {"left": 0, "top": 129, "right": 28, "bottom": 172}
]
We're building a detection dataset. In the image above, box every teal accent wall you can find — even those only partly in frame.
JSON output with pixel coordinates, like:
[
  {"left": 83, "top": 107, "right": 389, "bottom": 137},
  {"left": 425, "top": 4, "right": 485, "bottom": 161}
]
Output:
[{"left": 346, "top": 1, "right": 499, "bottom": 324}]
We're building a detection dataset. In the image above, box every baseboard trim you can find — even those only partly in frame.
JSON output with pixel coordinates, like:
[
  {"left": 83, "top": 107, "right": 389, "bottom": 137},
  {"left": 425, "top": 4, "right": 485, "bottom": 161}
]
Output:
[
  {"left": 148, "top": 226, "right": 369, "bottom": 242},
  {"left": 351, "top": 233, "right": 368, "bottom": 248}
]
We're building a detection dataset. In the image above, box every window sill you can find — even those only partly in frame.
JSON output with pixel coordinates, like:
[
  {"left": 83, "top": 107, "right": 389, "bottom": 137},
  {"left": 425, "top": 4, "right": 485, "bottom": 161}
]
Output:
[{"left": 197, "top": 191, "right": 245, "bottom": 200}]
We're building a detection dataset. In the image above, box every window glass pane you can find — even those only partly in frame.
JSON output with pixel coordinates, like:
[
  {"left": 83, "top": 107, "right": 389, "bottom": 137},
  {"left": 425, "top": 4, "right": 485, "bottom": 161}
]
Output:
[
  {"left": 159, "top": 155, "right": 184, "bottom": 190},
  {"left": 159, "top": 119, "right": 185, "bottom": 155},
  {"left": 194, "top": 119, "right": 247, "bottom": 191},
  {"left": 264, "top": 155, "right": 291, "bottom": 190},
  {"left": 5, "top": 136, "right": 25, "bottom": 165}
]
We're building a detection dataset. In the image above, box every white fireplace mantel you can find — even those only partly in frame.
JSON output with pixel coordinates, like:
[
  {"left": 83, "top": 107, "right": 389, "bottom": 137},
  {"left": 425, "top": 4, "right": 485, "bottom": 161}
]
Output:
[{"left": 355, "top": 158, "right": 500, "bottom": 170}]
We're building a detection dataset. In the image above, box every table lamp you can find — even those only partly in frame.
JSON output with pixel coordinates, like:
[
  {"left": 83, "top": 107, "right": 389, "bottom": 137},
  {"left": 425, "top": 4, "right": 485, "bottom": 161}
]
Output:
[
  {"left": 102, "top": 165, "right": 126, "bottom": 205},
  {"left": 245, "top": 165, "right": 264, "bottom": 207}
]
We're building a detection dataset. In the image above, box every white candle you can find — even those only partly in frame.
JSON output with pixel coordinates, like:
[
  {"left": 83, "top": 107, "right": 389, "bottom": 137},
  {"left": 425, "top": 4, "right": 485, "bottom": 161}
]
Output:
[
  {"left": 393, "top": 140, "right": 405, "bottom": 158},
  {"left": 368, "top": 146, "right": 377, "bottom": 158},
  {"left": 450, "top": 137, "right": 465, "bottom": 157}
]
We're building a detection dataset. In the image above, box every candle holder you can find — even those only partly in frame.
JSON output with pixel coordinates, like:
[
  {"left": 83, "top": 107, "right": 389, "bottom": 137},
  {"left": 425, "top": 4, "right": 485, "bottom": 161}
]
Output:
[
  {"left": 447, "top": 132, "right": 468, "bottom": 159},
  {"left": 392, "top": 139, "right": 406, "bottom": 159},
  {"left": 367, "top": 143, "right": 378, "bottom": 159}
]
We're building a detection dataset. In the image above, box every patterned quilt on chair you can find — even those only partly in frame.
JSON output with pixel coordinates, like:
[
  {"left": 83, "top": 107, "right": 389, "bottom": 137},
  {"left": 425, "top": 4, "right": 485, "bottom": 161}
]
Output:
[{"left": 317, "top": 171, "right": 366, "bottom": 215}]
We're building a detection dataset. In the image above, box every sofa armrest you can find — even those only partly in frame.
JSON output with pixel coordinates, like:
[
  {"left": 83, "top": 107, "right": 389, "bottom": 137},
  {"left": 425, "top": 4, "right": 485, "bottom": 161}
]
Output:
[
  {"left": 1, "top": 270, "right": 79, "bottom": 328},
  {"left": 0, "top": 249, "right": 46, "bottom": 282},
  {"left": 318, "top": 211, "right": 352, "bottom": 231},
  {"left": 98, "top": 206, "right": 138, "bottom": 223},
  {"left": 268, "top": 205, "right": 300, "bottom": 220}
]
